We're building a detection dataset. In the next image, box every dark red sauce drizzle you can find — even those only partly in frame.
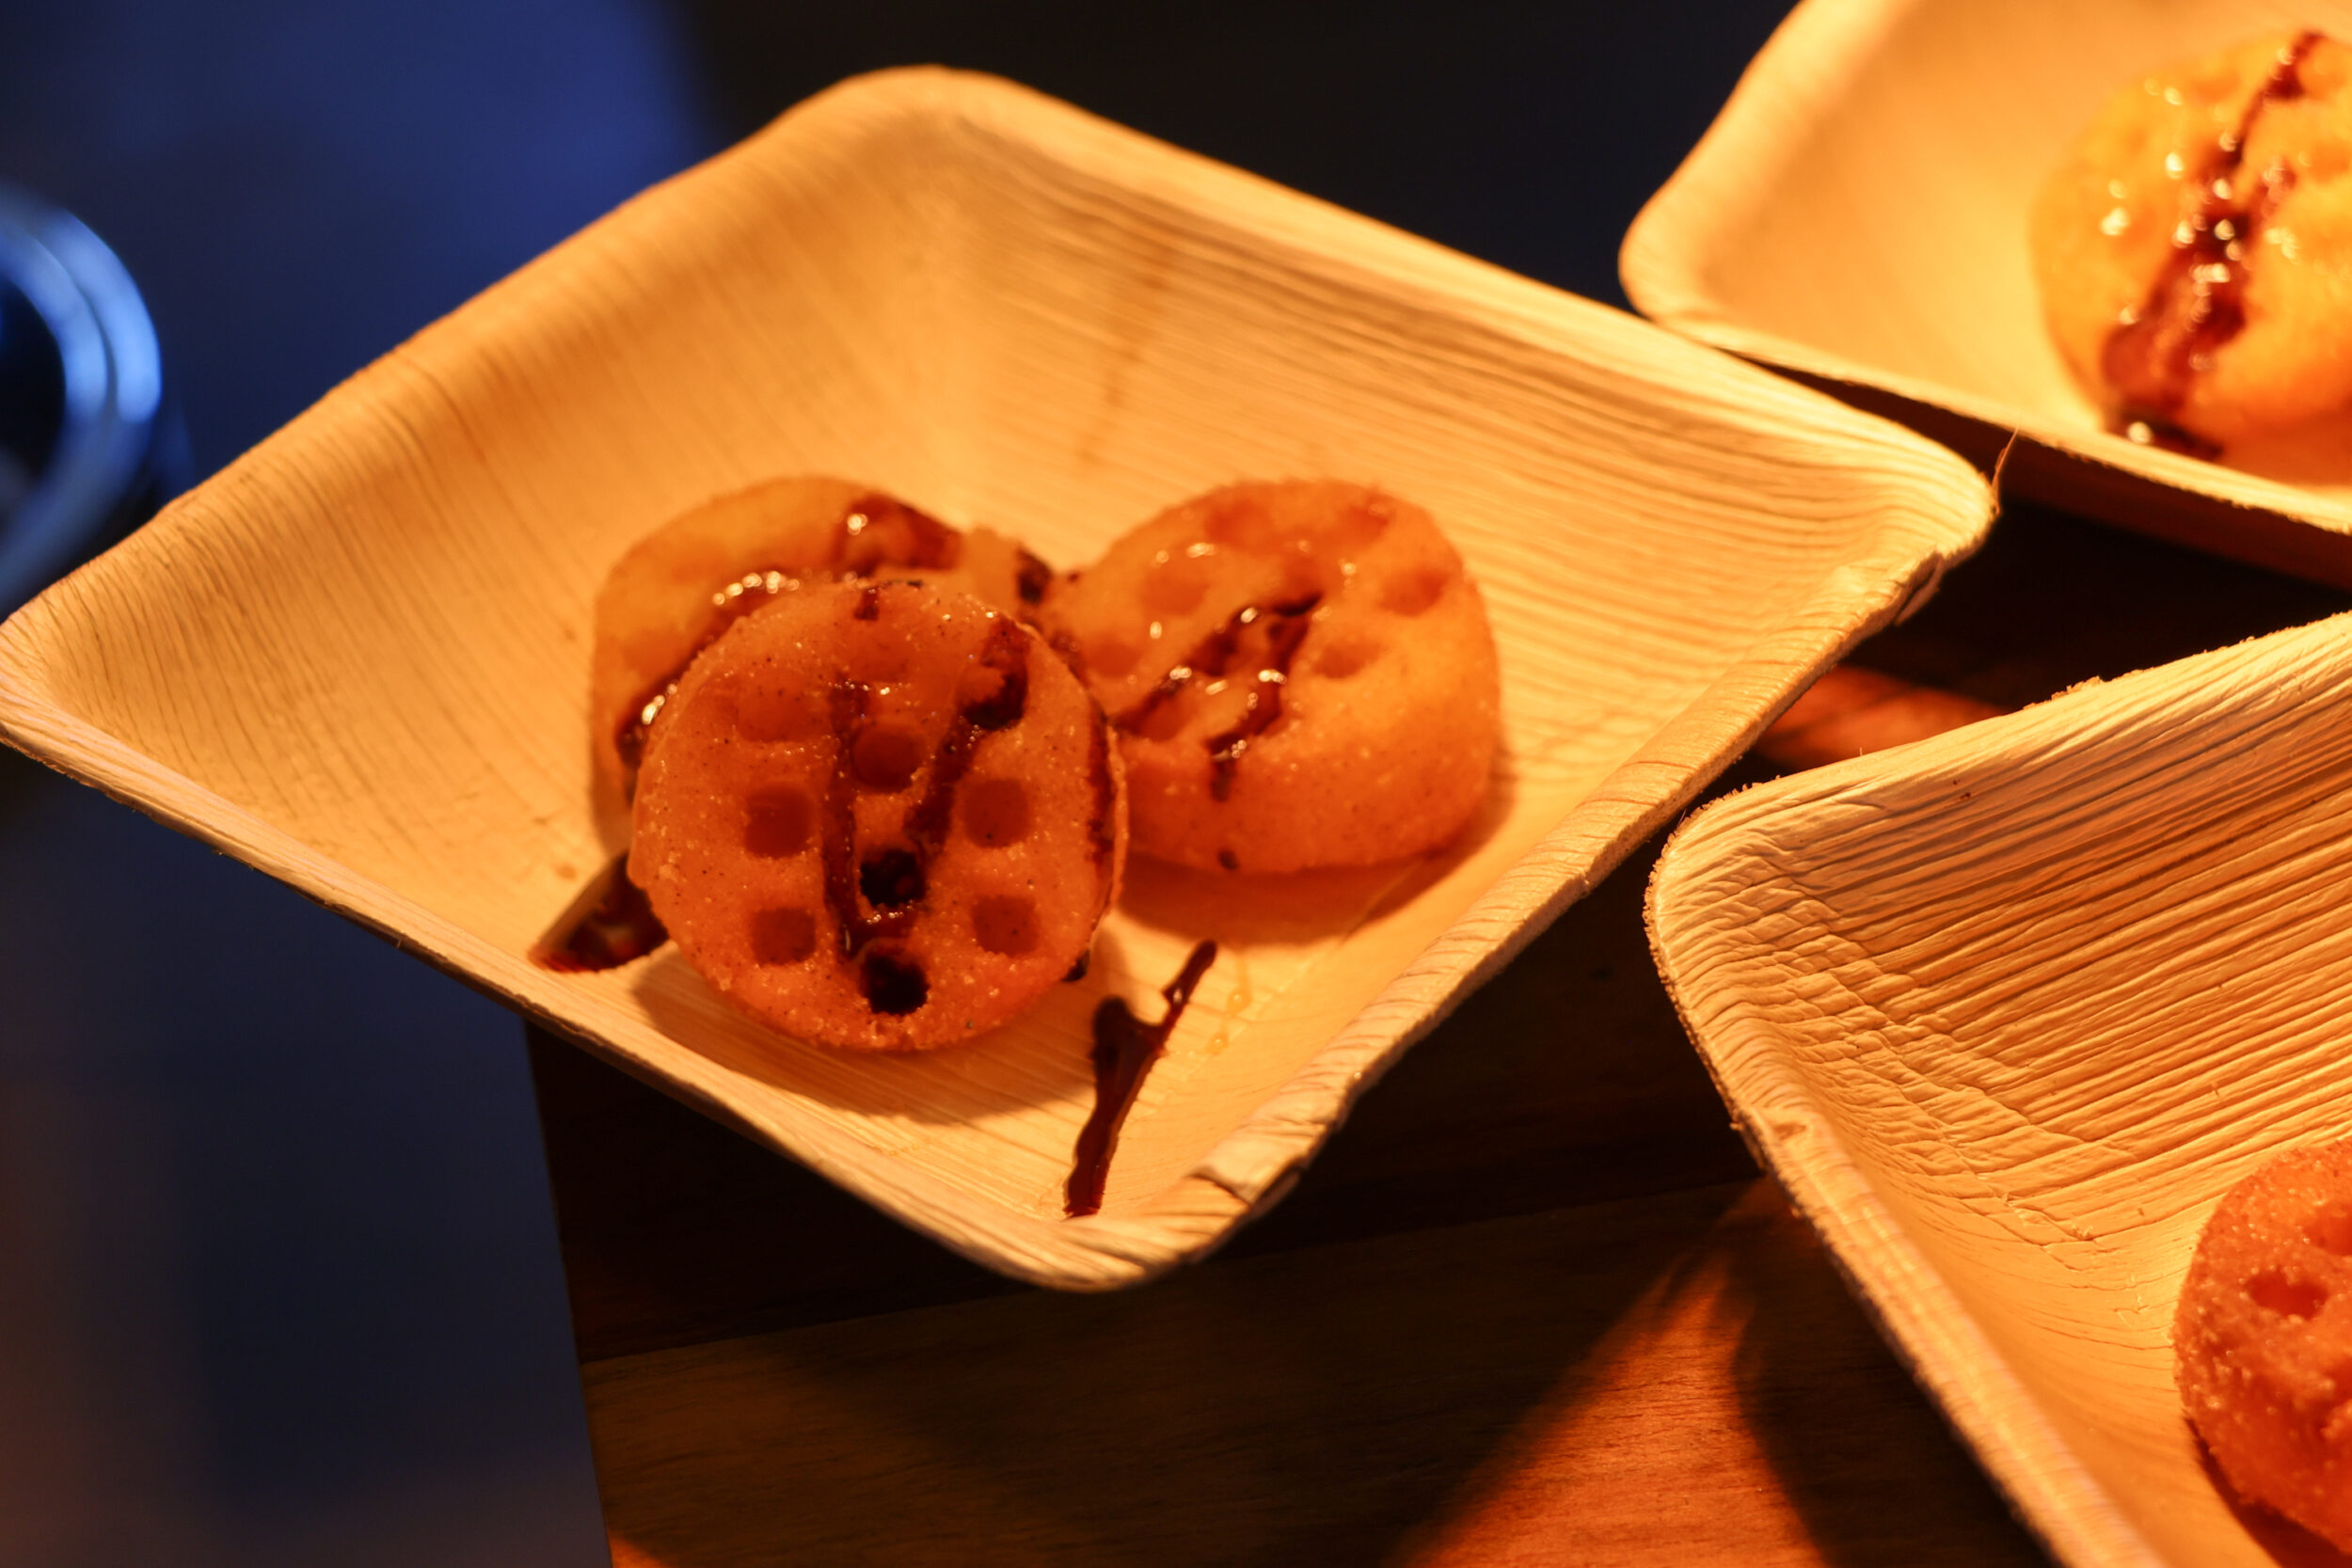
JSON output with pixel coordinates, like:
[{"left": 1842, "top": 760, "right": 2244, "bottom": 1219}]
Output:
[
  {"left": 1015, "top": 548, "right": 1054, "bottom": 607},
  {"left": 2102, "top": 31, "right": 2325, "bottom": 454},
  {"left": 816, "top": 614, "right": 1031, "bottom": 1014},
  {"left": 1205, "top": 605, "right": 1318, "bottom": 800},
  {"left": 1083, "top": 707, "right": 1119, "bottom": 887},
  {"left": 612, "top": 493, "right": 961, "bottom": 781},
  {"left": 818, "top": 678, "right": 877, "bottom": 950},
  {"left": 532, "top": 852, "right": 668, "bottom": 972},
  {"left": 1066, "top": 939, "right": 1219, "bottom": 1217},
  {"left": 1113, "top": 596, "right": 1320, "bottom": 799}
]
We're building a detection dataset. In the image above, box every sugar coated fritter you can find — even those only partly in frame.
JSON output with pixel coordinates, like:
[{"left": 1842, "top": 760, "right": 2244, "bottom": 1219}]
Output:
[
  {"left": 591, "top": 476, "right": 1050, "bottom": 829},
  {"left": 2177, "top": 1135, "right": 2352, "bottom": 1550},
  {"left": 630, "top": 579, "right": 1123, "bottom": 1051},
  {"left": 2031, "top": 31, "right": 2352, "bottom": 455},
  {"left": 1043, "top": 480, "right": 1500, "bottom": 873}
]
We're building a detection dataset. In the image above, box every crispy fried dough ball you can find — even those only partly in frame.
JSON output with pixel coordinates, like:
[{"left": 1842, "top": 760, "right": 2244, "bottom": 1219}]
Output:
[
  {"left": 2177, "top": 1136, "right": 2352, "bottom": 1550},
  {"left": 2031, "top": 31, "right": 2352, "bottom": 451},
  {"left": 629, "top": 579, "right": 1123, "bottom": 1051},
  {"left": 1042, "top": 481, "right": 1499, "bottom": 873},
  {"left": 591, "top": 477, "right": 1052, "bottom": 830}
]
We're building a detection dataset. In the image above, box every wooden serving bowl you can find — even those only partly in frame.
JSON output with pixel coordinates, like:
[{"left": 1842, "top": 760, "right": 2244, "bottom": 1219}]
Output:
[
  {"left": 0, "top": 70, "right": 1987, "bottom": 1289},
  {"left": 1623, "top": 0, "right": 2352, "bottom": 588},
  {"left": 1649, "top": 614, "right": 2352, "bottom": 1567}
]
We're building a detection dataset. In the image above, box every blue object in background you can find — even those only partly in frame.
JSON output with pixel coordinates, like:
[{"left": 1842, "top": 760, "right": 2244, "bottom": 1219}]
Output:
[
  {"left": 0, "top": 2, "right": 718, "bottom": 1563},
  {"left": 0, "top": 185, "right": 183, "bottom": 614}
]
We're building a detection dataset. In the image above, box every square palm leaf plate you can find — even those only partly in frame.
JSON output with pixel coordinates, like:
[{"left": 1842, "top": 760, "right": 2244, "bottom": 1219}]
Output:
[
  {"left": 1652, "top": 613, "right": 2352, "bottom": 1567},
  {"left": 0, "top": 70, "right": 1986, "bottom": 1288},
  {"left": 1623, "top": 0, "right": 2352, "bottom": 587}
]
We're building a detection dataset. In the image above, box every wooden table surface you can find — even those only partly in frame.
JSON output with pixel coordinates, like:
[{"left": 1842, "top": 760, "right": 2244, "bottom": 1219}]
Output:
[{"left": 526, "top": 495, "right": 2352, "bottom": 1567}]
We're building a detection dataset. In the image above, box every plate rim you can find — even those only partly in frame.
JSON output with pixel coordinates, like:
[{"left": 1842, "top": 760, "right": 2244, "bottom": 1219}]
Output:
[{"left": 1640, "top": 616, "right": 2352, "bottom": 1568}]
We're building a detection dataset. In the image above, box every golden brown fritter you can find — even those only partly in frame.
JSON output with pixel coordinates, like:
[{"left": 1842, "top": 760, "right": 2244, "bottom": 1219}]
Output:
[
  {"left": 2177, "top": 1136, "right": 2352, "bottom": 1551},
  {"left": 2032, "top": 32, "right": 2352, "bottom": 452},
  {"left": 591, "top": 477, "right": 1045, "bottom": 829},
  {"left": 1044, "top": 481, "right": 1500, "bottom": 873},
  {"left": 630, "top": 579, "right": 1122, "bottom": 1051}
]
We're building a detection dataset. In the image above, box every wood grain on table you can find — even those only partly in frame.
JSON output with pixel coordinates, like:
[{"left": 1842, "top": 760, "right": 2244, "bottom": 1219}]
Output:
[{"left": 530, "top": 503, "right": 2352, "bottom": 1565}]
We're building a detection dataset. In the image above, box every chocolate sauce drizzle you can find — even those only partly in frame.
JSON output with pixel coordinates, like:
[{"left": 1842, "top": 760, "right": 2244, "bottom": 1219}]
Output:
[
  {"left": 612, "top": 493, "right": 962, "bottom": 780},
  {"left": 1066, "top": 939, "right": 1219, "bottom": 1217},
  {"left": 1205, "top": 606, "right": 1318, "bottom": 800},
  {"left": 1015, "top": 549, "right": 1054, "bottom": 607},
  {"left": 532, "top": 851, "right": 668, "bottom": 972},
  {"left": 1084, "top": 707, "right": 1120, "bottom": 890},
  {"left": 2102, "top": 30, "right": 2325, "bottom": 454},
  {"left": 1114, "top": 596, "right": 1320, "bottom": 799},
  {"left": 816, "top": 615, "right": 1031, "bottom": 1014}
]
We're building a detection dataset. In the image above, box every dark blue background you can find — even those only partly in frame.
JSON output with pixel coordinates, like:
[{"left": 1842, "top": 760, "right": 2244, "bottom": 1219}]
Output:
[{"left": 0, "top": 3, "right": 1792, "bottom": 1560}]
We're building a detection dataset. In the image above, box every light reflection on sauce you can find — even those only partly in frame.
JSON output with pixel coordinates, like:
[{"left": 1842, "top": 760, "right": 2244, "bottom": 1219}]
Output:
[
  {"left": 1111, "top": 596, "right": 1320, "bottom": 800},
  {"left": 613, "top": 492, "right": 963, "bottom": 784}
]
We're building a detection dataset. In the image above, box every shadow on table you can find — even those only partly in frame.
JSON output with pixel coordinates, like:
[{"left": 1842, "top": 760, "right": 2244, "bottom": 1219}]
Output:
[
  {"left": 584, "top": 1182, "right": 1752, "bottom": 1567},
  {"left": 1722, "top": 1194, "right": 2049, "bottom": 1568},
  {"left": 0, "top": 748, "right": 607, "bottom": 1568}
]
